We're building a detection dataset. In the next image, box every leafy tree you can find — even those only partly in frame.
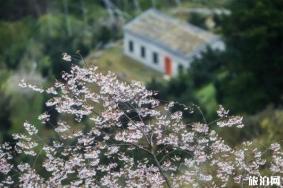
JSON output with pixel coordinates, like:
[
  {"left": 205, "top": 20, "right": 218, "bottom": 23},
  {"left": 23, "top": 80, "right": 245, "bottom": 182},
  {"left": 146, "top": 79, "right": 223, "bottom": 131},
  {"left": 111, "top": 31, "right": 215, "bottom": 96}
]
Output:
[
  {"left": 189, "top": 49, "right": 224, "bottom": 88},
  {"left": 189, "top": 12, "right": 207, "bottom": 29},
  {"left": 216, "top": 0, "right": 283, "bottom": 113},
  {"left": 147, "top": 73, "right": 196, "bottom": 105},
  {"left": 0, "top": 20, "right": 33, "bottom": 69},
  {"left": 0, "top": 0, "right": 47, "bottom": 21}
]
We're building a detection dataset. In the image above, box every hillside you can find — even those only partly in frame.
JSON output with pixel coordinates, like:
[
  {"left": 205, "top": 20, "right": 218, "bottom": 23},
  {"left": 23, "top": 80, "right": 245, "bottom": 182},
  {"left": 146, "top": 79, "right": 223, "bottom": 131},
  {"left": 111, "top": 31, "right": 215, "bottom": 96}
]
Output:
[{"left": 86, "top": 42, "right": 163, "bottom": 83}]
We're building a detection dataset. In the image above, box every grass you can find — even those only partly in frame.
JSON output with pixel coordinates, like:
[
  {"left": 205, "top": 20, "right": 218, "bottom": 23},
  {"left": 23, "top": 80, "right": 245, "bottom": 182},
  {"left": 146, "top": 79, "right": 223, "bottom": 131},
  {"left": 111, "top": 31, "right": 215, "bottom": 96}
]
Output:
[
  {"left": 86, "top": 42, "right": 163, "bottom": 83},
  {"left": 195, "top": 83, "right": 217, "bottom": 117}
]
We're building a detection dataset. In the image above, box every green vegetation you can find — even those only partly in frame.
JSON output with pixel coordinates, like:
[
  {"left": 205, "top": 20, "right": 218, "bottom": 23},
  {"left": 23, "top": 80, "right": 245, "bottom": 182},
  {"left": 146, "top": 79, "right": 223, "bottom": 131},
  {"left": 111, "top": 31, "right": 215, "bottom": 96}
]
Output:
[
  {"left": 195, "top": 83, "right": 217, "bottom": 118},
  {"left": 216, "top": 0, "right": 283, "bottom": 114}
]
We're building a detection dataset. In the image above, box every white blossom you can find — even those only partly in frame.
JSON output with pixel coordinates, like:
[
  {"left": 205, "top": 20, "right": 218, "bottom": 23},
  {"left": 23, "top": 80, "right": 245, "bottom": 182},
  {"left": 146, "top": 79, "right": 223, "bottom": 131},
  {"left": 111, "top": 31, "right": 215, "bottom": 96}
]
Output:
[
  {"left": 217, "top": 105, "right": 229, "bottom": 118},
  {"left": 0, "top": 59, "right": 281, "bottom": 188},
  {"left": 217, "top": 116, "right": 244, "bottom": 128},
  {"left": 23, "top": 122, "right": 38, "bottom": 135},
  {"left": 62, "top": 52, "right": 71, "bottom": 62}
]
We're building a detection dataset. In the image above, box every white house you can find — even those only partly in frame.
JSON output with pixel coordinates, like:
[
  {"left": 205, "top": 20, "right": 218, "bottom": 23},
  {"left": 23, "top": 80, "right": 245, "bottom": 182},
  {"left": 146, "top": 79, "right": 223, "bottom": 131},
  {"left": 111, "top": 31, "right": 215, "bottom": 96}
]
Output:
[{"left": 123, "top": 9, "right": 224, "bottom": 76}]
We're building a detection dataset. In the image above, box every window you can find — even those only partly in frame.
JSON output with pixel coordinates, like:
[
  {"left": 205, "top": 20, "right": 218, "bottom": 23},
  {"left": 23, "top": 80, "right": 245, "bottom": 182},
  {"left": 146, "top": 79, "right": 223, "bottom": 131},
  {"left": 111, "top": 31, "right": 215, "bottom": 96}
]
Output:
[
  {"left": 141, "top": 46, "right": 146, "bottom": 58},
  {"left": 178, "top": 64, "right": 184, "bottom": 73},
  {"left": 129, "top": 40, "right": 134, "bottom": 52},
  {"left": 153, "top": 52, "right": 159, "bottom": 64}
]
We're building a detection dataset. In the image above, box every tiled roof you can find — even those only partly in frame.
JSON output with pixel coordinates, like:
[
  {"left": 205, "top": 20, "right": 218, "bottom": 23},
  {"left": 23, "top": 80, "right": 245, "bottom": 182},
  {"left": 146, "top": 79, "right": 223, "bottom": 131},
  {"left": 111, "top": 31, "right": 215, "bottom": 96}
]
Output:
[{"left": 124, "top": 9, "right": 219, "bottom": 59}]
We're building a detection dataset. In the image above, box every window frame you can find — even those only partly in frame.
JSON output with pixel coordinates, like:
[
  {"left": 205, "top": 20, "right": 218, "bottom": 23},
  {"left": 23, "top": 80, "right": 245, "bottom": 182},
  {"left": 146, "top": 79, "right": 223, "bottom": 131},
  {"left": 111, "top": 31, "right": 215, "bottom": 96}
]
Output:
[
  {"left": 129, "top": 40, "right": 134, "bottom": 52},
  {"left": 141, "top": 46, "right": 146, "bottom": 58},
  {"left": 153, "top": 52, "right": 159, "bottom": 64}
]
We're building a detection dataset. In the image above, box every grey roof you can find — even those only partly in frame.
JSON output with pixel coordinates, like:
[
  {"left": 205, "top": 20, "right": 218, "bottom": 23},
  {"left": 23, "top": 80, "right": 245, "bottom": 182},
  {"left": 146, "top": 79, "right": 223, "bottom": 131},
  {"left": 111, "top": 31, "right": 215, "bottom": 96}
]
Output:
[{"left": 124, "top": 9, "right": 219, "bottom": 59}]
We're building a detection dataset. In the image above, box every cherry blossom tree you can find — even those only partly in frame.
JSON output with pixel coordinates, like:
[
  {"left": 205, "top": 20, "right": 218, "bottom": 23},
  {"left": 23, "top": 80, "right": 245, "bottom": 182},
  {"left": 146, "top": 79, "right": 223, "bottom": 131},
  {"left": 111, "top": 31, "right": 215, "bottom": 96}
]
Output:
[{"left": 0, "top": 54, "right": 282, "bottom": 187}]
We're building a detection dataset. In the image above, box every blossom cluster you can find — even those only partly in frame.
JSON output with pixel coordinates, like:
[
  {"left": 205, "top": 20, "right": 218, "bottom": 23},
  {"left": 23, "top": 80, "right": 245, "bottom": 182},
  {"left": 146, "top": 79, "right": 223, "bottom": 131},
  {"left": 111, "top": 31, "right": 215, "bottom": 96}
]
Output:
[{"left": 0, "top": 57, "right": 282, "bottom": 187}]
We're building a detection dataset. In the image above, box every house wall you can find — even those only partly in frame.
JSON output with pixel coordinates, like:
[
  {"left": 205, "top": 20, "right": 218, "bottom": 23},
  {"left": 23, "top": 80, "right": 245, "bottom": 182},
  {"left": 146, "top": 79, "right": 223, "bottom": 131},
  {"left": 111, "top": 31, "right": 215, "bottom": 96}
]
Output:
[{"left": 123, "top": 32, "right": 190, "bottom": 76}]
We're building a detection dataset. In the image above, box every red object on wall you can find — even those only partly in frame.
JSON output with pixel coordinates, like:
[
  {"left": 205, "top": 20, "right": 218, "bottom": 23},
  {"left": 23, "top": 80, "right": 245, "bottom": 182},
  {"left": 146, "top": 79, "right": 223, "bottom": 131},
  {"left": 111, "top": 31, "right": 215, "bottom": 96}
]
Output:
[{"left": 164, "top": 56, "right": 172, "bottom": 76}]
